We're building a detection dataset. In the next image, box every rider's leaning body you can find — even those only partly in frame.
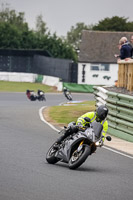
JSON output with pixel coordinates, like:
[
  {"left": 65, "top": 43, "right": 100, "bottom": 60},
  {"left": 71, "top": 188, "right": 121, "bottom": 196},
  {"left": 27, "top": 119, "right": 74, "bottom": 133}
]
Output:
[
  {"left": 55, "top": 105, "right": 109, "bottom": 147},
  {"left": 76, "top": 111, "right": 108, "bottom": 142}
]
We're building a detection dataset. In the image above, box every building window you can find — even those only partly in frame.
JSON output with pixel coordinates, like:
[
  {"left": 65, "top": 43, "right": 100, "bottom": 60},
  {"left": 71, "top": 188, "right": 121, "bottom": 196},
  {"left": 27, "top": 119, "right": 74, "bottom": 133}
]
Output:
[{"left": 91, "top": 64, "right": 110, "bottom": 71}]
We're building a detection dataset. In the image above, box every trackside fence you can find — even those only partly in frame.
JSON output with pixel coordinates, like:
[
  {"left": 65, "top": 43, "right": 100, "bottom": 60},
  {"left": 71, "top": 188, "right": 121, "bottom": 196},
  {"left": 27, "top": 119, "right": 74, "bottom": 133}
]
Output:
[{"left": 93, "top": 86, "right": 133, "bottom": 142}]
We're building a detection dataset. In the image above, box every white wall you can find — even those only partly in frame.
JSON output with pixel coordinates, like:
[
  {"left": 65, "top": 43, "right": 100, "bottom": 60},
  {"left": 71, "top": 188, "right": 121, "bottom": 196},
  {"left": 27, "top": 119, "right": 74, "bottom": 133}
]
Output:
[
  {"left": 0, "top": 72, "right": 37, "bottom": 82},
  {"left": 78, "top": 63, "right": 118, "bottom": 85},
  {"left": 0, "top": 72, "right": 62, "bottom": 91}
]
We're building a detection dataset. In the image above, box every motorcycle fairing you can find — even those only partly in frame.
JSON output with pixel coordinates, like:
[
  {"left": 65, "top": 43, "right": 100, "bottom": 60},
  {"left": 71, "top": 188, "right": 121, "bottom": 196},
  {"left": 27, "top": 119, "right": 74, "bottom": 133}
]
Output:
[{"left": 55, "top": 132, "right": 90, "bottom": 163}]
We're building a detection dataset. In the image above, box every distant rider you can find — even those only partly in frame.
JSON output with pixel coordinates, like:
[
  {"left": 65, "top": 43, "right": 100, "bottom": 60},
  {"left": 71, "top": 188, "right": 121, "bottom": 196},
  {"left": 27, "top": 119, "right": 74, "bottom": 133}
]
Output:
[
  {"left": 63, "top": 87, "right": 72, "bottom": 101},
  {"left": 26, "top": 90, "right": 37, "bottom": 101},
  {"left": 37, "top": 89, "right": 46, "bottom": 101}
]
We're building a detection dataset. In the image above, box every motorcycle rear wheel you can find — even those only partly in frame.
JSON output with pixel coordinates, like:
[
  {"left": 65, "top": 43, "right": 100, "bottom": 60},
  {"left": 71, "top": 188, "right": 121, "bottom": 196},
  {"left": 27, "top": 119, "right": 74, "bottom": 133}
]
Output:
[
  {"left": 46, "top": 143, "right": 60, "bottom": 164},
  {"left": 69, "top": 145, "right": 91, "bottom": 169}
]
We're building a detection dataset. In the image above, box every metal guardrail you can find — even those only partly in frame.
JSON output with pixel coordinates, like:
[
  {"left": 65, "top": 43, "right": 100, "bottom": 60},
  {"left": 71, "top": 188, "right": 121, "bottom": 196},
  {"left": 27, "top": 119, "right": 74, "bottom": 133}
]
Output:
[{"left": 93, "top": 86, "right": 133, "bottom": 142}]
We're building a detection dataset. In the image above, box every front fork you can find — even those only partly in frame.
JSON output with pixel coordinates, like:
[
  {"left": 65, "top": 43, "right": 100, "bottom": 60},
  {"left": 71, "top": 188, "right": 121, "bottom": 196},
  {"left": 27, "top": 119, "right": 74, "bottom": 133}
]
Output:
[
  {"left": 77, "top": 140, "right": 96, "bottom": 154},
  {"left": 77, "top": 140, "right": 84, "bottom": 152}
]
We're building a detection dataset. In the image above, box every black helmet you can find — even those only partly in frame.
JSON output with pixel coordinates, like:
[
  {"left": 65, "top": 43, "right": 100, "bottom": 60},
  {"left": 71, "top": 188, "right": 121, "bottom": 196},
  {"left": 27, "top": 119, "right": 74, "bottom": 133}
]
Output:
[{"left": 96, "top": 105, "right": 108, "bottom": 121}]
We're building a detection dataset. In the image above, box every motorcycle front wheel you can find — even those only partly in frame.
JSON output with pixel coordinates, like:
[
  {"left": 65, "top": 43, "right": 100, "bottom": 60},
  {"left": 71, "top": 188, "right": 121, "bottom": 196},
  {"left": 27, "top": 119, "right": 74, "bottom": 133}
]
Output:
[
  {"left": 69, "top": 145, "right": 91, "bottom": 169},
  {"left": 67, "top": 95, "right": 72, "bottom": 101},
  {"left": 46, "top": 143, "right": 60, "bottom": 164}
]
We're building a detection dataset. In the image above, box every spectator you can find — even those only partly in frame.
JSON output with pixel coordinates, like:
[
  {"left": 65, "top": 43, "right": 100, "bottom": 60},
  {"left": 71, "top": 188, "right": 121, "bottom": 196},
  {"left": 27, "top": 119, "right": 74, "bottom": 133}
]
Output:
[
  {"left": 119, "top": 37, "right": 132, "bottom": 60},
  {"left": 130, "top": 35, "right": 133, "bottom": 58}
]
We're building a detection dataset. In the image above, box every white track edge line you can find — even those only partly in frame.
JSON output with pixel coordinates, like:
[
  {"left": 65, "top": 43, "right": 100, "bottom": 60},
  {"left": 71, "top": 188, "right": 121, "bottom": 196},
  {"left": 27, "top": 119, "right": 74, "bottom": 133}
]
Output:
[
  {"left": 39, "top": 106, "right": 133, "bottom": 160},
  {"left": 103, "top": 146, "right": 133, "bottom": 159},
  {"left": 39, "top": 106, "right": 59, "bottom": 132}
]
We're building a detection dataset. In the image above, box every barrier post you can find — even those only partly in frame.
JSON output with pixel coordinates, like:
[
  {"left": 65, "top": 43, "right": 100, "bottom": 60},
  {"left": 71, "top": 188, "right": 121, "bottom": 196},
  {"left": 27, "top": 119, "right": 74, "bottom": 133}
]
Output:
[{"left": 117, "top": 59, "right": 133, "bottom": 92}]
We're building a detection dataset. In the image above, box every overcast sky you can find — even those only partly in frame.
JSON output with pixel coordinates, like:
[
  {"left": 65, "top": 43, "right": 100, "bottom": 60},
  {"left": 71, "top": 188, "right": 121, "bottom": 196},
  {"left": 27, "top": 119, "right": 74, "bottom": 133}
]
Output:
[{"left": 1, "top": 0, "right": 133, "bottom": 36}]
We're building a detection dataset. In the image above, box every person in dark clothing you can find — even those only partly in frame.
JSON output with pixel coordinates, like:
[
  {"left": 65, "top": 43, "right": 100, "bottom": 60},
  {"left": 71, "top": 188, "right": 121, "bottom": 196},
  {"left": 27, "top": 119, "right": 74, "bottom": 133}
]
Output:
[
  {"left": 119, "top": 37, "right": 132, "bottom": 60},
  {"left": 130, "top": 35, "right": 133, "bottom": 58},
  {"left": 26, "top": 90, "right": 37, "bottom": 101},
  {"left": 37, "top": 89, "right": 46, "bottom": 101}
]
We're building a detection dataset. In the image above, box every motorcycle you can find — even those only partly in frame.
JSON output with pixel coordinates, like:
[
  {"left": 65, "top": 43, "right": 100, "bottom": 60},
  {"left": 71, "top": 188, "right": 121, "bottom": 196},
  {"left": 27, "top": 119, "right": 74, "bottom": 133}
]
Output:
[
  {"left": 63, "top": 87, "right": 73, "bottom": 101},
  {"left": 46, "top": 119, "right": 111, "bottom": 170},
  {"left": 26, "top": 89, "right": 46, "bottom": 101},
  {"left": 37, "top": 90, "right": 46, "bottom": 101}
]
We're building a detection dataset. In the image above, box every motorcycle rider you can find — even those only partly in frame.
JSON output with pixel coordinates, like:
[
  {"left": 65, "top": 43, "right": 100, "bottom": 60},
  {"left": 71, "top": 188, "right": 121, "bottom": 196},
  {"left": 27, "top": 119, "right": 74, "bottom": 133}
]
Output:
[
  {"left": 54, "top": 105, "right": 108, "bottom": 149},
  {"left": 26, "top": 90, "right": 37, "bottom": 101},
  {"left": 37, "top": 89, "right": 46, "bottom": 101},
  {"left": 63, "top": 87, "right": 72, "bottom": 100}
]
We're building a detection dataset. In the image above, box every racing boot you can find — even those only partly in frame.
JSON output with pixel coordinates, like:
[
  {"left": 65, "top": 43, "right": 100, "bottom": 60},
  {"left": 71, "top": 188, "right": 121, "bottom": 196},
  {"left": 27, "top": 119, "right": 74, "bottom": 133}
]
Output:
[{"left": 53, "top": 126, "right": 78, "bottom": 150}]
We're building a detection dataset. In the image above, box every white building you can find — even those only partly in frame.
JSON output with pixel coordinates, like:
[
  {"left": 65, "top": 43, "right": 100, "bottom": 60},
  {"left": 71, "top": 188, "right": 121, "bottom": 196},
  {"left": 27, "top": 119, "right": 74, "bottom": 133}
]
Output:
[
  {"left": 78, "top": 62, "right": 118, "bottom": 85},
  {"left": 78, "top": 31, "right": 133, "bottom": 85}
]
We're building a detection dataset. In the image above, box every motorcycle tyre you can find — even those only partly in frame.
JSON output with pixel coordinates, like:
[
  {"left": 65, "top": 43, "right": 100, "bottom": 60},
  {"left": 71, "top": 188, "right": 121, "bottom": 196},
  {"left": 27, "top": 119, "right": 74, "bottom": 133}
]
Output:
[
  {"left": 46, "top": 143, "right": 60, "bottom": 164},
  {"left": 66, "top": 95, "right": 72, "bottom": 101},
  {"left": 69, "top": 145, "right": 91, "bottom": 169}
]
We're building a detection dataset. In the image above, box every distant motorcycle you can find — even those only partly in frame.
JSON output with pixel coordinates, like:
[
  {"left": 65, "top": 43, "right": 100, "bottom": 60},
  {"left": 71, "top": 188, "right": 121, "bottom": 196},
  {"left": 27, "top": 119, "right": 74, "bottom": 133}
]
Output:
[
  {"left": 63, "top": 87, "right": 72, "bottom": 101},
  {"left": 46, "top": 119, "right": 111, "bottom": 170},
  {"left": 26, "top": 89, "right": 46, "bottom": 101},
  {"left": 37, "top": 90, "right": 46, "bottom": 101}
]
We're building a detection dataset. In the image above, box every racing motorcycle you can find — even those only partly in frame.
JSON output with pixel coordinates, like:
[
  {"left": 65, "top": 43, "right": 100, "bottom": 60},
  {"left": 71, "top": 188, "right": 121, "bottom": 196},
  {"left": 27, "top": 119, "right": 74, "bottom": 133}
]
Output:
[
  {"left": 46, "top": 119, "right": 111, "bottom": 170},
  {"left": 26, "top": 89, "right": 46, "bottom": 101},
  {"left": 37, "top": 90, "right": 46, "bottom": 101},
  {"left": 63, "top": 87, "right": 73, "bottom": 101}
]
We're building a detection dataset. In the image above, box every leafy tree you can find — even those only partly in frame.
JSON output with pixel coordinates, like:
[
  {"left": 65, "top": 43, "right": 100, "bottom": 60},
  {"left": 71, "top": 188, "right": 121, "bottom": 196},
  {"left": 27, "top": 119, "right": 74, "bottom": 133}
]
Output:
[
  {"left": 92, "top": 16, "right": 133, "bottom": 31},
  {"left": 35, "top": 14, "right": 49, "bottom": 36},
  {"left": 66, "top": 22, "right": 93, "bottom": 49},
  {"left": 41, "top": 33, "right": 77, "bottom": 61},
  {"left": 0, "top": 3, "right": 77, "bottom": 61},
  {"left": 0, "top": 4, "right": 28, "bottom": 31},
  {"left": 0, "top": 22, "right": 21, "bottom": 48}
]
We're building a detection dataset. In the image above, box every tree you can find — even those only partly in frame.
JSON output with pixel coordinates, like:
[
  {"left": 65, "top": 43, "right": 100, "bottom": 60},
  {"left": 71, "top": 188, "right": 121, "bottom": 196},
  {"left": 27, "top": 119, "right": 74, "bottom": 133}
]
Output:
[
  {"left": 92, "top": 16, "right": 133, "bottom": 31},
  {"left": 66, "top": 22, "right": 93, "bottom": 49},
  {"left": 41, "top": 33, "right": 77, "bottom": 61},
  {"left": 0, "top": 3, "right": 28, "bottom": 31},
  {"left": 0, "top": 22, "right": 21, "bottom": 48},
  {"left": 0, "top": 3, "right": 77, "bottom": 61},
  {"left": 35, "top": 14, "right": 49, "bottom": 36}
]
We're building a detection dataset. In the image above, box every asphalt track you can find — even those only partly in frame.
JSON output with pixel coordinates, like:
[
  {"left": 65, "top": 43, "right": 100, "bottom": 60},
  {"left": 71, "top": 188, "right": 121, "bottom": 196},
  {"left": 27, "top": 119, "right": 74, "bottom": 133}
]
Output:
[{"left": 0, "top": 92, "right": 133, "bottom": 200}]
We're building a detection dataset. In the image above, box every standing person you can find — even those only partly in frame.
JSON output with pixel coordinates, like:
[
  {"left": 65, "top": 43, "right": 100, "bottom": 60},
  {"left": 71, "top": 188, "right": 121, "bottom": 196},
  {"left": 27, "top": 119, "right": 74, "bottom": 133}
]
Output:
[
  {"left": 130, "top": 35, "right": 133, "bottom": 58},
  {"left": 119, "top": 37, "right": 132, "bottom": 60}
]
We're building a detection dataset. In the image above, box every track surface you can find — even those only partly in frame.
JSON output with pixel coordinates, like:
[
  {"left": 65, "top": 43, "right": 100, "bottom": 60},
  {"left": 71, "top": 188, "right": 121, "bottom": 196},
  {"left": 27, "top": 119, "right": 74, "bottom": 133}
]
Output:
[{"left": 0, "top": 92, "right": 133, "bottom": 200}]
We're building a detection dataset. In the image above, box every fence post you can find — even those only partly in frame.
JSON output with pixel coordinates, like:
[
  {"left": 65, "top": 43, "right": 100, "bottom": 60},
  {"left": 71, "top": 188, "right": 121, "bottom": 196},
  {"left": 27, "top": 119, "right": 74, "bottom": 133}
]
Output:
[{"left": 117, "top": 59, "right": 133, "bottom": 91}]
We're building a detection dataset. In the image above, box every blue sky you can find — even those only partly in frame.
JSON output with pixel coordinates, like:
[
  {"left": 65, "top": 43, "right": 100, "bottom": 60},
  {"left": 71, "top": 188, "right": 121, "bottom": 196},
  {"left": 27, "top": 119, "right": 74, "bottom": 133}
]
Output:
[{"left": 1, "top": 0, "right": 133, "bottom": 36}]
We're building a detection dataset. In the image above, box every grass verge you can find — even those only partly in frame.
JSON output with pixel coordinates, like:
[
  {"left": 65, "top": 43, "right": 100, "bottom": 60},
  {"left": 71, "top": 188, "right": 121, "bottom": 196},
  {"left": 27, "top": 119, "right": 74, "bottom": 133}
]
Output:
[
  {"left": 47, "top": 101, "right": 95, "bottom": 127},
  {"left": 0, "top": 81, "right": 57, "bottom": 92}
]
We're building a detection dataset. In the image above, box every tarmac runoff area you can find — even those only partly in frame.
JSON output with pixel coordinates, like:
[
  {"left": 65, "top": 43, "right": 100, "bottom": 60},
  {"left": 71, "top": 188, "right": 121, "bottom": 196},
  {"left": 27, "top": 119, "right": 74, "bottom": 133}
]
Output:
[{"left": 39, "top": 106, "right": 133, "bottom": 159}]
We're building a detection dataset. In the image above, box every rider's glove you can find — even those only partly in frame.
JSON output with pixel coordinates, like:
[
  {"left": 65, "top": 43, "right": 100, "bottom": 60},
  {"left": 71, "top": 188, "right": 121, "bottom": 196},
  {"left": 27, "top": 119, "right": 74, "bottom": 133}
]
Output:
[
  {"left": 84, "top": 117, "right": 91, "bottom": 122},
  {"left": 70, "top": 125, "right": 78, "bottom": 133}
]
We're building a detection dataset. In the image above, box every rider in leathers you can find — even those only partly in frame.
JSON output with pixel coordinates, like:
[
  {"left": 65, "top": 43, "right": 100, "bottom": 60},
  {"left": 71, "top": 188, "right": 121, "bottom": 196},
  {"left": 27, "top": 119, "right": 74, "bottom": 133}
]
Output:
[{"left": 55, "top": 105, "right": 108, "bottom": 149}]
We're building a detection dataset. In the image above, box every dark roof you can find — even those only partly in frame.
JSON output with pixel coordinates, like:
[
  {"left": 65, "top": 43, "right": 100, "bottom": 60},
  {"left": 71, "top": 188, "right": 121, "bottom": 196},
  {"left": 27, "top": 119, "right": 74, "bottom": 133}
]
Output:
[{"left": 78, "top": 31, "right": 133, "bottom": 63}]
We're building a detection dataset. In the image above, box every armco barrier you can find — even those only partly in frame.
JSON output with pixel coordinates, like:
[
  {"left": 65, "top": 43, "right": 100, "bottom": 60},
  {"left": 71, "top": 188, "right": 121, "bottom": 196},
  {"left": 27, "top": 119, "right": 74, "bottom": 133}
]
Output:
[{"left": 93, "top": 86, "right": 133, "bottom": 142}]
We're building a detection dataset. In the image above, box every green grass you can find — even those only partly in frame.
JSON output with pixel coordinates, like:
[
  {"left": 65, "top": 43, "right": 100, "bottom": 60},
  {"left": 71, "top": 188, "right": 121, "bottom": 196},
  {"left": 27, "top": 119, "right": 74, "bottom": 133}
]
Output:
[
  {"left": 0, "top": 81, "right": 57, "bottom": 92},
  {"left": 48, "top": 101, "right": 96, "bottom": 126}
]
